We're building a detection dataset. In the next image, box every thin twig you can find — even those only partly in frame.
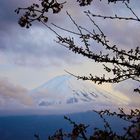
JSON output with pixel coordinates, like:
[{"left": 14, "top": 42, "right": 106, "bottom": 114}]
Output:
[{"left": 125, "top": 2, "right": 140, "bottom": 21}]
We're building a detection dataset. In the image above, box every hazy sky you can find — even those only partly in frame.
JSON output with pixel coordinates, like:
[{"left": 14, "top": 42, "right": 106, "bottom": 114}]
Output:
[{"left": 0, "top": 0, "right": 140, "bottom": 113}]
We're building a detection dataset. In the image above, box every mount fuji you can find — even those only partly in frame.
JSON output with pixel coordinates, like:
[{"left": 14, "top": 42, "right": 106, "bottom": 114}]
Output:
[
  {"left": 29, "top": 74, "right": 130, "bottom": 113},
  {"left": 0, "top": 75, "right": 131, "bottom": 139}
]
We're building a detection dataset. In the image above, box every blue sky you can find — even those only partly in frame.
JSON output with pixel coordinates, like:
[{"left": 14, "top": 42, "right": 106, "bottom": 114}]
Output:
[{"left": 0, "top": 0, "right": 140, "bottom": 113}]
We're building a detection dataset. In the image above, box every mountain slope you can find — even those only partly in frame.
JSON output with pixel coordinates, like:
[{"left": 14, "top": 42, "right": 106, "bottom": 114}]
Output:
[{"left": 30, "top": 75, "right": 130, "bottom": 111}]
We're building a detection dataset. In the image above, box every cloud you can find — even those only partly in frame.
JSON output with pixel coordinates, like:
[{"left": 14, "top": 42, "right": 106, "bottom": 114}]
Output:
[
  {"left": 112, "top": 80, "right": 140, "bottom": 108},
  {"left": 0, "top": 0, "right": 84, "bottom": 67},
  {"left": 0, "top": 0, "right": 113, "bottom": 66},
  {"left": 0, "top": 77, "right": 33, "bottom": 107},
  {"left": 0, "top": 0, "right": 139, "bottom": 67},
  {"left": 0, "top": 26, "right": 83, "bottom": 67}
]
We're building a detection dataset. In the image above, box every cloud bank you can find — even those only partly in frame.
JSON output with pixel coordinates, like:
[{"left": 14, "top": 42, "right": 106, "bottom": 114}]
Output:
[
  {"left": 0, "top": 77, "right": 33, "bottom": 108},
  {"left": 0, "top": 0, "right": 140, "bottom": 67}
]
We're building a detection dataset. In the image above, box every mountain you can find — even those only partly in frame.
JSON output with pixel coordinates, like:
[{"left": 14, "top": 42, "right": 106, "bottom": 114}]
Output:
[{"left": 29, "top": 75, "right": 129, "bottom": 113}]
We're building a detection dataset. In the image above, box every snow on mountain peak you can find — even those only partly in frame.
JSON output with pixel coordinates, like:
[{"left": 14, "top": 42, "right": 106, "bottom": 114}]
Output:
[{"left": 30, "top": 74, "right": 130, "bottom": 111}]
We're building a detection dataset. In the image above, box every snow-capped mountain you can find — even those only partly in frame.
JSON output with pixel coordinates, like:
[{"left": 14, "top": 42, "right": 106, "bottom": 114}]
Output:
[{"left": 30, "top": 75, "right": 130, "bottom": 111}]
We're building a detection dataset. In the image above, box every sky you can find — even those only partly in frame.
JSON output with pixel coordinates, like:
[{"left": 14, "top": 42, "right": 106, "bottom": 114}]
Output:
[{"left": 0, "top": 0, "right": 140, "bottom": 114}]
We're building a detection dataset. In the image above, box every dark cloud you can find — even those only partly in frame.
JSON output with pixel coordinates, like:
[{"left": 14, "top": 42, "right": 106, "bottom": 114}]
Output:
[
  {"left": 0, "top": 25, "right": 83, "bottom": 67},
  {"left": 0, "top": 0, "right": 140, "bottom": 67},
  {"left": 0, "top": 0, "right": 37, "bottom": 25},
  {"left": 0, "top": 0, "right": 85, "bottom": 67},
  {"left": 0, "top": 0, "right": 23, "bottom": 31}
]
